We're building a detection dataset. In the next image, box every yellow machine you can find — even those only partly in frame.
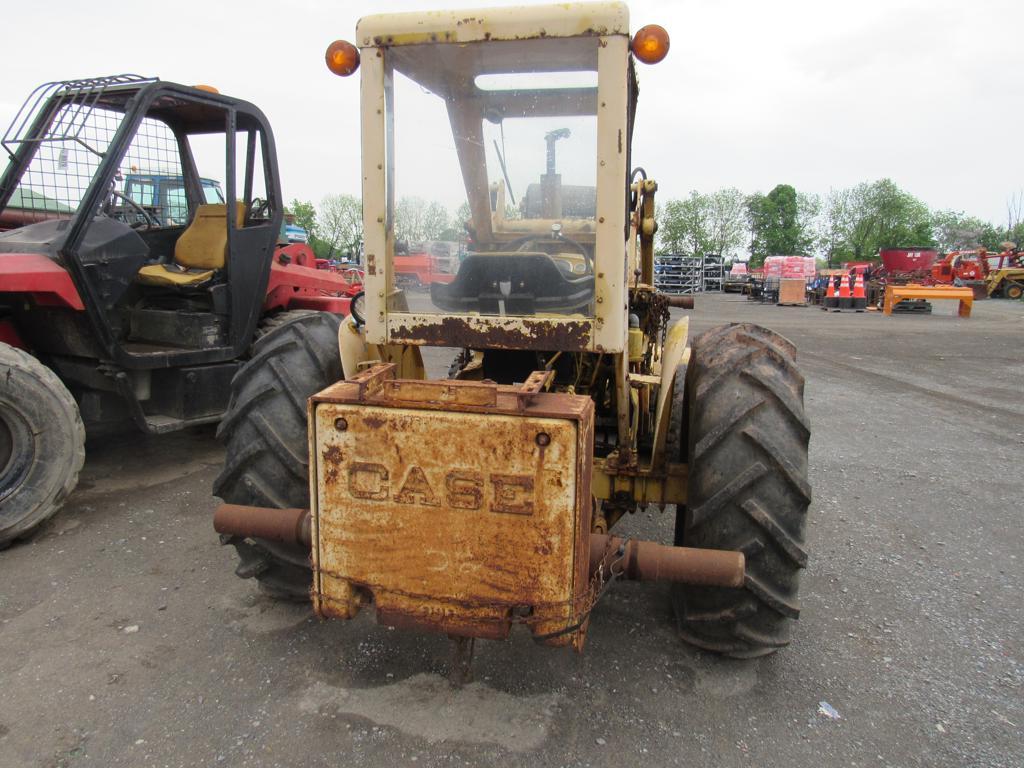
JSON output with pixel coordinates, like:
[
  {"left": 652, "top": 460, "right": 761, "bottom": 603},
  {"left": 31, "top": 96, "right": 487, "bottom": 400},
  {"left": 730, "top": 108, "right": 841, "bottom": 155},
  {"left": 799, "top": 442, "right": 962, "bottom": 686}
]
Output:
[
  {"left": 987, "top": 267, "right": 1024, "bottom": 300},
  {"left": 214, "top": 2, "right": 811, "bottom": 666}
]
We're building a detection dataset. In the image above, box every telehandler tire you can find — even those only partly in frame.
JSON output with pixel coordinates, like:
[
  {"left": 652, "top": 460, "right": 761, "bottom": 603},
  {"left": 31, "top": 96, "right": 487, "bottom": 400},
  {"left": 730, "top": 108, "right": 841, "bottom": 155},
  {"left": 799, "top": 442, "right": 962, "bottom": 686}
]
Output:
[
  {"left": 672, "top": 323, "right": 811, "bottom": 658},
  {"left": 213, "top": 311, "right": 341, "bottom": 599},
  {"left": 0, "top": 342, "right": 85, "bottom": 547}
]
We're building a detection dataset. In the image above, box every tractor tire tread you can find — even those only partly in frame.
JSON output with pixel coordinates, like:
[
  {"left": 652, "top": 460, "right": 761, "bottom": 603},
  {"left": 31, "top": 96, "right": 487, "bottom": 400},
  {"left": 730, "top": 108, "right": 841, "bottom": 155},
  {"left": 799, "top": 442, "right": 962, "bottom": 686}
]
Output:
[
  {"left": 214, "top": 312, "right": 341, "bottom": 600},
  {"left": 673, "top": 322, "right": 810, "bottom": 658},
  {"left": 0, "top": 343, "right": 85, "bottom": 546}
]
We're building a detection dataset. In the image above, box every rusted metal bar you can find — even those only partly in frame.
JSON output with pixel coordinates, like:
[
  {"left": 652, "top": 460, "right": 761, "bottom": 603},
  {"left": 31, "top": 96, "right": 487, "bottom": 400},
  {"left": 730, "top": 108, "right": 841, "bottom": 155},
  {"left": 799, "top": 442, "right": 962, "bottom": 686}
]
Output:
[
  {"left": 213, "top": 504, "right": 311, "bottom": 548},
  {"left": 663, "top": 294, "right": 695, "bottom": 309},
  {"left": 212, "top": 504, "right": 743, "bottom": 589},
  {"left": 449, "top": 636, "right": 476, "bottom": 687},
  {"left": 589, "top": 534, "right": 744, "bottom": 588}
]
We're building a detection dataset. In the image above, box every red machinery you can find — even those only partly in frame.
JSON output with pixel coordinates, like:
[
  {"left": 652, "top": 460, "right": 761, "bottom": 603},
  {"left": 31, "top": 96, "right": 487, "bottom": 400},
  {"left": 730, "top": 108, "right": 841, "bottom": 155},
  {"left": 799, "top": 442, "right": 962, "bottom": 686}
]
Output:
[
  {"left": 878, "top": 248, "right": 938, "bottom": 277},
  {"left": 931, "top": 250, "right": 987, "bottom": 283},
  {"left": 0, "top": 76, "right": 364, "bottom": 546},
  {"left": 394, "top": 242, "right": 460, "bottom": 286},
  {"left": 875, "top": 248, "right": 986, "bottom": 285},
  {"left": 267, "top": 242, "right": 362, "bottom": 313}
]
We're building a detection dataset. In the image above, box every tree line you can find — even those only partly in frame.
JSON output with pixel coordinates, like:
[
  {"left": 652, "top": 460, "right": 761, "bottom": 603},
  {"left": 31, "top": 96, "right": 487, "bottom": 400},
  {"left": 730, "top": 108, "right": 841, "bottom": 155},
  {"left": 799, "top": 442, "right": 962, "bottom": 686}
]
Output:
[
  {"left": 286, "top": 195, "right": 470, "bottom": 261},
  {"left": 658, "top": 180, "right": 1024, "bottom": 266},
  {"left": 287, "top": 181, "right": 1024, "bottom": 265}
]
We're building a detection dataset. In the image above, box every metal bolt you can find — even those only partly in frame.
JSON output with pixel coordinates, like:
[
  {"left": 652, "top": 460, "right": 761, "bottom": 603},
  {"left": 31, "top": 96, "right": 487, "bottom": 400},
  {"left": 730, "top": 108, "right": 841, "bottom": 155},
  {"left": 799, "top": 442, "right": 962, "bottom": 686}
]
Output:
[
  {"left": 334, "top": 417, "right": 348, "bottom": 431},
  {"left": 536, "top": 432, "right": 551, "bottom": 447}
]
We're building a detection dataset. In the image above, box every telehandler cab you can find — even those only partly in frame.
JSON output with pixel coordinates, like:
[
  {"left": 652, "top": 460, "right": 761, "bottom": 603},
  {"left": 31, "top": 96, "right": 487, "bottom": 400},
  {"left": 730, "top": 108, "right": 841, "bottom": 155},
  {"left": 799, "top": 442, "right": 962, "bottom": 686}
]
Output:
[
  {"left": 214, "top": 2, "right": 811, "bottom": 663},
  {"left": 0, "top": 76, "right": 359, "bottom": 546}
]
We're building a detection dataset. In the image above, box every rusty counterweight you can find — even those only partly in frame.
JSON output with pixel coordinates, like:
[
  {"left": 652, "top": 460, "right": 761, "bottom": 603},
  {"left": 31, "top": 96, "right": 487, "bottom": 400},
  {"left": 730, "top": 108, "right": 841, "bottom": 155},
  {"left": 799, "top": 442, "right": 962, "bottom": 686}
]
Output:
[{"left": 213, "top": 504, "right": 744, "bottom": 589}]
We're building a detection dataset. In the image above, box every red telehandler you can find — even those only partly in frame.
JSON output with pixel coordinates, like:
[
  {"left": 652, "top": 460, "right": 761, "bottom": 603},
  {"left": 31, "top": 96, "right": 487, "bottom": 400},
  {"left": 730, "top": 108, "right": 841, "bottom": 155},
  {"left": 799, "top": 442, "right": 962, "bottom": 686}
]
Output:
[{"left": 0, "top": 75, "right": 362, "bottom": 546}]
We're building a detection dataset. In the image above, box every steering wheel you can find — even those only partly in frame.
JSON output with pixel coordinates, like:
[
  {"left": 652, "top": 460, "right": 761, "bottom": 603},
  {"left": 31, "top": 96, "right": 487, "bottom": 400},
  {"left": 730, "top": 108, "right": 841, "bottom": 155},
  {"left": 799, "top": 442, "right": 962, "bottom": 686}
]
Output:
[
  {"left": 505, "top": 232, "right": 593, "bottom": 276},
  {"left": 349, "top": 290, "right": 366, "bottom": 326},
  {"left": 249, "top": 198, "right": 271, "bottom": 221},
  {"left": 104, "top": 189, "right": 160, "bottom": 230}
]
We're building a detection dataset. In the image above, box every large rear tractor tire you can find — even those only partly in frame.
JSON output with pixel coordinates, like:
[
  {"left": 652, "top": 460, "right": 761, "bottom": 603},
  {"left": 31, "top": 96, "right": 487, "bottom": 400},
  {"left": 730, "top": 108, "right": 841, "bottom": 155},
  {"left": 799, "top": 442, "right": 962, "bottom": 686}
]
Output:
[
  {"left": 0, "top": 343, "right": 85, "bottom": 547},
  {"left": 213, "top": 311, "right": 342, "bottom": 599},
  {"left": 672, "top": 323, "right": 811, "bottom": 658}
]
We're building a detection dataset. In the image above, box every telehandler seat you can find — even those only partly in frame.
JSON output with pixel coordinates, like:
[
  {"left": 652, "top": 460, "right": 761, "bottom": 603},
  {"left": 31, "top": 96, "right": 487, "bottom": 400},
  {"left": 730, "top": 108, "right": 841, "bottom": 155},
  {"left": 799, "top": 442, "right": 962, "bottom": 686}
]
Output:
[{"left": 136, "top": 202, "right": 244, "bottom": 287}]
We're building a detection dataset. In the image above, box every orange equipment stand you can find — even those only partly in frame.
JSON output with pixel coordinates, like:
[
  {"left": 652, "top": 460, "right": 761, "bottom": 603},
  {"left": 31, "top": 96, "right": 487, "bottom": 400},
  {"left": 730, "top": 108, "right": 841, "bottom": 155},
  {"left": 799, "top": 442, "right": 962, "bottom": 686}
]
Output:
[{"left": 883, "top": 284, "right": 973, "bottom": 317}]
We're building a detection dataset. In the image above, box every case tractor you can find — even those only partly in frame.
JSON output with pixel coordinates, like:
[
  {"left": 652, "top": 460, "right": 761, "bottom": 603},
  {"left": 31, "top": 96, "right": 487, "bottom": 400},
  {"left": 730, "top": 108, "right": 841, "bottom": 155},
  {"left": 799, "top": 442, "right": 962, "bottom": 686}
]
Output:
[
  {"left": 213, "top": 2, "right": 811, "bottom": 666},
  {"left": 0, "top": 76, "right": 362, "bottom": 546}
]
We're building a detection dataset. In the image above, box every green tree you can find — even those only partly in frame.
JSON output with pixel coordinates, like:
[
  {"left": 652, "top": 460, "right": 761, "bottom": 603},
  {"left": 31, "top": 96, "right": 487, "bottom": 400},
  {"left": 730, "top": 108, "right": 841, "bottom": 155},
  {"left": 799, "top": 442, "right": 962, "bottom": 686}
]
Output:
[
  {"left": 845, "top": 179, "right": 934, "bottom": 259},
  {"left": 1009, "top": 221, "right": 1024, "bottom": 249},
  {"left": 395, "top": 197, "right": 452, "bottom": 244},
  {"left": 658, "top": 192, "right": 710, "bottom": 255},
  {"left": 318, "top": 193, "right": 362, "bottom": 259},
  {"left": 705, "top": 188, "right": 748, "bottom": 258},
  {"left": 813, "top": 180, "right": 936, "bottom": 262},
  {"left": 747, "top": 184, "right": 817, "bottom": 264},
  {"left": 1005, "top": 191, "right": 1023, "bottom": 248},
  {"left": 818, "top": 189, "right": 854, "bottom": 266},
  {"left": 286, "top": 198, "right": 332, "bottom": 258},
  {"left": 657, "top": 189, "right": 747, "bottom": 258},
  {"left": 454, "top": 201, "right": 472, "bottom": 229},
  {"left": 931, "top": 210, "right": 1002, "bottom": 252},
  {"left": 422, "top": 201, "right": 450, "bottom": 240},
  {"left": 287, "top": 199, "right": 317, "bottom": 236}
]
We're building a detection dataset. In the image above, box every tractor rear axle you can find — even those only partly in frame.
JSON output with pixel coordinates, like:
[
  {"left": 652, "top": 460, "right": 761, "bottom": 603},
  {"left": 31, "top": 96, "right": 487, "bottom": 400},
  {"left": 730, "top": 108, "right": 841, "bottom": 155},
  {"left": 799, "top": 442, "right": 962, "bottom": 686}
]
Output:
[{"left": 213, "top": 503, "right": 745, "bottom": 589}]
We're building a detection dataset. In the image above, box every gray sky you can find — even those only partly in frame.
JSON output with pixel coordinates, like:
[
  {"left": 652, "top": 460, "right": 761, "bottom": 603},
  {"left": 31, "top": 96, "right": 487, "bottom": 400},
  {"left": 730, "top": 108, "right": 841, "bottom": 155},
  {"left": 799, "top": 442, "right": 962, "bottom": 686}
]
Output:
[{"left": 3, "top": 0, "right": 1020, "bottom": 226}]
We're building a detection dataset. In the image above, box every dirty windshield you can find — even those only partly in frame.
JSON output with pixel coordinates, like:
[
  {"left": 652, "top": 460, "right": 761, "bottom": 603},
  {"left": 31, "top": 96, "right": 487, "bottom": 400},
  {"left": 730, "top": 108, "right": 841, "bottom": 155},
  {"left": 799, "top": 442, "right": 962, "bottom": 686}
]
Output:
[{"left": 388, "top": 37, "right": 598, "bottom": 318}]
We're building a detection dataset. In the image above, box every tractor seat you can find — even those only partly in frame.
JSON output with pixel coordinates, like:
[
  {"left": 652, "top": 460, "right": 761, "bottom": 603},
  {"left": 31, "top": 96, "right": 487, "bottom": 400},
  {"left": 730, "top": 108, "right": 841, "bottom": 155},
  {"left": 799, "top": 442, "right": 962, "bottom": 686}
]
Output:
[{"left": 136, "top": 203, "right": 244, "bottom": 287}]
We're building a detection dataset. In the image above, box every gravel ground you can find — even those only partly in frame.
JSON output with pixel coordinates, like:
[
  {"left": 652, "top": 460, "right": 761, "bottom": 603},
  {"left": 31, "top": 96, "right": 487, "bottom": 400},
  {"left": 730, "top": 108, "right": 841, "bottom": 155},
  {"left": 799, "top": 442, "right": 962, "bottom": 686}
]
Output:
[{"left": 0, "top": 293, "right": 1021, "bottom": 768}]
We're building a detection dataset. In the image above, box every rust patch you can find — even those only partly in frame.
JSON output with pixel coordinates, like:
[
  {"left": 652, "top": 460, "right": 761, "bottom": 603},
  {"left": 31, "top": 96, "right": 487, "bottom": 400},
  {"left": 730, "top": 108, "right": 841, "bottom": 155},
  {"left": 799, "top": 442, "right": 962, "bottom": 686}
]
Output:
[
  {"left": 322, "top": 444, "right": 343, "bottom": 483},
  {"left": 312, "top": 388, "right": 596, "bottom": 646},
  {"left": 392, "top": 316, "right": 591, "bottom": 352},
  {"left": 362, "top": 414, "right": 386, "bottom": 430}
]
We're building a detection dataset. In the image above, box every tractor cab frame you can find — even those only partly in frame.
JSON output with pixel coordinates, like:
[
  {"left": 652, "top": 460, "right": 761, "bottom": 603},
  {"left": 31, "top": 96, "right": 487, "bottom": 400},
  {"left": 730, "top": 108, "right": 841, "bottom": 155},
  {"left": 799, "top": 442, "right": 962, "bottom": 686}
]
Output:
[
  {"left": 0, "top": 75, "right": 283, "bottom": 373},
  {"left": 359, "top": 8, "right": 634, "bottom": 355},
  {"left": 215, "top": 2, "right": 811, "bottom": 665}
]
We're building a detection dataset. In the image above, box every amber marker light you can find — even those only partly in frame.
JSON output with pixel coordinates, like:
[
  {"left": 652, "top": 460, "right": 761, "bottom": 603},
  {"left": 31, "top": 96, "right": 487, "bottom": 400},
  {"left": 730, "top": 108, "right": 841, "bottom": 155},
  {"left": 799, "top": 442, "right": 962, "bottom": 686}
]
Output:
[
  {"left": 631, "top": 25, "right": 670, "bottom": 64},
  {"left": 326, "top": 40, "right": 360, "bottom": 77},
  {"left": 193, "top": 84, "right": 220, "bottom": 94}
]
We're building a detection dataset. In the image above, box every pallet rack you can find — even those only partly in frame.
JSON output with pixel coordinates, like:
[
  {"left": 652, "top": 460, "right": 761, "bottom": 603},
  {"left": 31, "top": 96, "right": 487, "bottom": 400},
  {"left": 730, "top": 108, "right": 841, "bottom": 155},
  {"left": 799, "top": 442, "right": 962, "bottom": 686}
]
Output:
[
  {"left": 702, "top": 254, "right": 723, "bottom": 292},
  {"left": 654, "top": 253, "right": 724, "bottom": 294},
  {"left": 654, "top": 254, "right": 702, "bottom": 294}
]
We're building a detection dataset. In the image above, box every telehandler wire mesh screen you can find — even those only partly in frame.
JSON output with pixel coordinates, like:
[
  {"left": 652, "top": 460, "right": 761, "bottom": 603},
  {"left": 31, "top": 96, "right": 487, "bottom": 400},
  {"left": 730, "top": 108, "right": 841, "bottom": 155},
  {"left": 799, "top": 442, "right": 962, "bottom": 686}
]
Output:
[
  {"left": 1, "top": 75, "right": 181, "bottom": 225},
  {"left": 12, "top": 104, "right": 124, "bottom": 222},
  {"left": 10, "top": 108, "right": 182, "bottom": 224}
]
